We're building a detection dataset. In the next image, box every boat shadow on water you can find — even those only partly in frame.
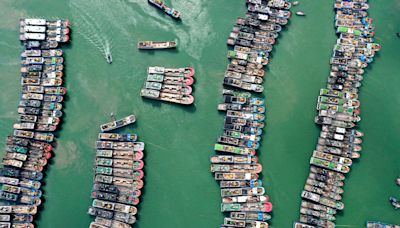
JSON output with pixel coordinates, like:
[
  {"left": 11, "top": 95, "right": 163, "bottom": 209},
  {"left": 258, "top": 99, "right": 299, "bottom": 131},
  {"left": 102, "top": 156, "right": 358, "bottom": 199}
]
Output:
[
  {"left": 141, "top": 97, "right": 197, "bottom": 113},
  {"left": 138, "top": 48, "right": 179, "bottom": 55}
]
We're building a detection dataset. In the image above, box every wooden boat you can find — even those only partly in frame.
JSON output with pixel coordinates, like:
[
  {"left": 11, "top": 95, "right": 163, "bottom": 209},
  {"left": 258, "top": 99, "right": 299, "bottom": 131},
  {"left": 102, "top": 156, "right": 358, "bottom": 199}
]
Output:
[
  {"left": 138, "top": 41, "right": 176, "bottom": 49},
  {"left": 299, "top": 214, "right": 335, "bottom": 228},
  {"left": 96, "top": 150, "right": 144, "bottom": 161},
  {"left": 230, "top": 211, "right": 271, "bottom": 221},
  {"left": 224, "top": 124, "right": 262, "bottom": 136},
  {"left": 96, "top": 141, "right": 145, "bottom": 151},
  {"left": 218, "top": 103, "right": 265, "bottom": 114},
  {"left": 92, "top": 199, "right": 137, "bottom": 215},
  {"left": 145, "top": 82, "right": 192, "bottom": 95},
  {"left": 223, "top": 77, "right": 264, "bottom": 93},
  {"left": 210, "top": 155, "right": 258, "bottom": 164},
  {"left": 148, "top": 67, "right": 194, "bottom": 77},
  {"left": 224, "top": 130, "right": 261, "bottom": 142},
  {"left": 218, "top": 136, "right": 260, "bottom": 149},
  {"left": 222, "top": 195, "right": 268, "bottom": 204},
  {"left": 94, "top": 217, "right": 131, "bottom": 228},
  {"left": 95, "top": 174, "right": 144, "bottom": 189},
  {"left": 312, "top": 151, "right": 352, "bottom": 165},
  {"left": 301, "top": 200, "right": 336, "bottom": 215},
  {"left": 221, "top": 202, "right": 272, "bottom": 212},
  {"left": 221, "top": 187, "right": 264, "bottom": 197},
  {"left": 220, "top": 180, "right": 262, "bottom": 188},
  {"left": 210, "top": 164, "right": 262, "bottom": 173},
  {"left": 227, "top": 110, "right": 265, "bottom": 122},
  {"left": 309, "top": 166, "right": 345, "bottom": 180},
  {"left": 214, "top": 144, "right": 256, "bottom": 156},
  {"left": 215, "top": 172, "right": 258, "bottom": 181},
  {"left": 140, "top": 88, "right": 194, "bottom": 105},
  {"left": 306, "top": 178, "right": 344, "bottom": 194},
  {"left": 148, "top": 0, "right": 181, "bottom": 19},
  {"left": 304, "top": 184, "right": 342, "bottom": 201},
  {"left": 301, "top": 191, "right": 344, "bottom": 210},
  {"left": 87, "top": 207, "right": 114, "bottom": 219},
  {"left": 98, "top": 133, "right": 137, "bottom": 142},
  {"left": 100, "top": 115, "right": 136, "bottom": 132},
  {"left": 147, "top": 74, "right": 194, "bottom": 85},
  {"left": 310, "top": 157, "right": 350, "bottom": 173}
]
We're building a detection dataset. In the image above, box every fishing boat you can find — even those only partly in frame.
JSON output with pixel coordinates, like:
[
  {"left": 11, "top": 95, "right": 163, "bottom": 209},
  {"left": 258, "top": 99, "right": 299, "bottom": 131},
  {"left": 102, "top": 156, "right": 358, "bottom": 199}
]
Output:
[
  {"left": 224, "top": 130, "right": 261, "bottom": 142},
  {"left": 218, "top": 103, "right": 266, "bottom": 114},
  {"left": 210, "top": 155, "right": 258, "bottom": 164},
  {"left": 312, "top": 151, "right": 353, "bottom": 166},
  {"left": 301, "top": 200, "right": 336, "bottom": 215},
  {"left": 218, "top": 136, "right": 260, "bottom": 149},
  {"left": 96, "top": 141, "right": 145, "bottom": 151},
  {"left": 214, "top": 172, "right": 259, "bottom": 181},
  {"left": 138, "top": 41, "right": 177, "bottom": 49},
  {"left": 230, "top": 211, "right": 271, "bottom": 221},
  {"left": 140, "top": 89, "right": 194, "bottom": 105},
  {"left": 227, "top": 110, "right": 265, "bottom": 122},
  {"left": 309, "top": 173, "right": 344, "bottom": 187},
  {"left": 293, "top": 222, "right": 316, "bottom": 228},
  {"left": 211, "top": 164, "right": 262, "bottom": 173},
  {"left": 222, "top": 195, "right": 268, "bottom": 204},
  {"left": 221, "top": 187, "right": 265, "bottom": 197},
  {"left": 304, "top": 184, "right": 342, "bottom": 201},
  {"left": 98, "top": 133, "right": 137, "bottom": 142},
  {"left": 214, "top": 144, "right": 256, "bottom": 156},
  {"left": 301, "top": 191, "right": 344, "bottom": 210},
  {"left": 221, "top": 202, "right": 273, "bottom": 213},
  {"left": 306, "top": 178, "right": 344, "bottom": 194},
  {"left": 100, "top": 115, "right": 136, "bottom": 132},
  {"left": 148, "top": 0, "right": 181, "bottom": 19},
  {"left": 220, "top": 180, "right": 262, "bottom": 188}
]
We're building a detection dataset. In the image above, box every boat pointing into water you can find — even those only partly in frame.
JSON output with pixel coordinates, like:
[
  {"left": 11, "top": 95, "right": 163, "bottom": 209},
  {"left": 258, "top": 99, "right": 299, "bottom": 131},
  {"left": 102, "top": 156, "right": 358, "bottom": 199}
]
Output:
[
  {"left": 100, "top": 114, "right": 136, "bottom": 132},
  {"left": 137, "top": 41, "right": 177, "bottom": 50}
]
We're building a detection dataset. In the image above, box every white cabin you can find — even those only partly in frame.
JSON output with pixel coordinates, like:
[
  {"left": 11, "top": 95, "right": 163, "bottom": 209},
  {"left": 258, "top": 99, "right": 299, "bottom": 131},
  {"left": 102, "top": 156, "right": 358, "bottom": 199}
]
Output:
[
  {"left": 23, "top": 18, "right": 46, "bottom": 26},
  {"left": 23, "top": 26, "right": 46, "bottom": 33},
  {"left": 24, "top": 33, "right": 46, "bottom": 41}
]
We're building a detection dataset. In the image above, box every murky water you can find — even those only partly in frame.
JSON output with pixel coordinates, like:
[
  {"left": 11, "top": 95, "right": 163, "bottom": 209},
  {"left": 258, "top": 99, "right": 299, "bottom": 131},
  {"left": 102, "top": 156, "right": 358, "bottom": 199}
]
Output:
[{"left": 0, "top": 0, "right": 399, "bottom": 227}]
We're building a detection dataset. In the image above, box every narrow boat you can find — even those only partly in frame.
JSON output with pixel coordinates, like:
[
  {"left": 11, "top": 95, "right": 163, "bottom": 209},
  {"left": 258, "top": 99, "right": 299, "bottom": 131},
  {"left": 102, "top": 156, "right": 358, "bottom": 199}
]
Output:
[
  {"left": 100, "top": 115, "right": 136, "bottom": 132},
  {"left": 138, "top": 41, "right": 177, "bottom": 49}
]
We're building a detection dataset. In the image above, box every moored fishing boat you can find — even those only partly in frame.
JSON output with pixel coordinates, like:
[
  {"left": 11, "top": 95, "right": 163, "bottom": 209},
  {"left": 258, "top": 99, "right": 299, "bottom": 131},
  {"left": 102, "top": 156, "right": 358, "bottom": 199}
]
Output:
[
  {"left": 210, "top": 164, "right": 262, "bottom": 173},
  {"left": 215, "top": 172, "right": 259, "bottom": 181},
  {"left": 210, "top": 155, "right": 258, "bottom": 164},
  {"left": 100, "top": 115, "right": 136, "bottom": 132}
]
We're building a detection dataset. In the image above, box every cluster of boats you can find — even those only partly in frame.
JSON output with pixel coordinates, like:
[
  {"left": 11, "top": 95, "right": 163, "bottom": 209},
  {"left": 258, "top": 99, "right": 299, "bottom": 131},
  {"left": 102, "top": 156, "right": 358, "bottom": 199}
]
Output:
[
  {"left": 210, "top": 0, "right": 294, "bottom": 226},
  {"left": 19, "top": 18, "right": 70, "bottom": 48},
  {"left": 366, "top": 222, "right": 400, "bottom": 228},
  {"left": 212, "top": 89, "right": 272, "bottom": 228},
  {"left": 140, "top": 67, "right": 195, "bottom": 105},
  {"left": 294, "top": 1, "right": 380, "bottom": 228},
  {"left": 147, "top": 0, "right": 180, "bottom": 19},
  {"left": 223, "top": 0, "right": 292, "bottom": 93},
  {"left": 89, "top": 115, "right": 145, "bottom": 228},
  {"left": 0, "top": 18, "right": 70, "bottom": 228}
]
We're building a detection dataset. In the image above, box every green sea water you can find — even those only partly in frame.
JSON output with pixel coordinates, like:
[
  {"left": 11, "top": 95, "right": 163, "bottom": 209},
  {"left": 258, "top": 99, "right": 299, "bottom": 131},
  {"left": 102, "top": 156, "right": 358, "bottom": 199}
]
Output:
[{"left": 0, "top": 0, "right": 399, "bottom": 227}]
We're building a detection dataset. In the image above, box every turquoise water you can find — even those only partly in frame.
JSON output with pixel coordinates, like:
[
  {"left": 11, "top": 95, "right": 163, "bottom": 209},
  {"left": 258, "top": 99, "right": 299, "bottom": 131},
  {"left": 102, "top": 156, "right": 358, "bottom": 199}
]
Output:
[{"left": 0, "top": 0, "right": 399, "bottom": 227}]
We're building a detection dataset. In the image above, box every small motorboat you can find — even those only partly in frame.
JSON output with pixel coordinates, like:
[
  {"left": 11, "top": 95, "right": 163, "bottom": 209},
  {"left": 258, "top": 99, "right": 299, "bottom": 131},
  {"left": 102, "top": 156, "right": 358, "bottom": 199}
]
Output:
[
  {"left": 293, "top": 1, "right": 299, "bottom": 6},
  {"left": 106, "top": 53, "right": 112, "bottom": 64},
  {"left": 396, "top": 176, "right": 400, "bottom": 186},
  {"left": 390, "top": 197, "right": 400, "bottom": 209},
  {"left": 296, "top": 11, "right": 305, "bottom": 16}
]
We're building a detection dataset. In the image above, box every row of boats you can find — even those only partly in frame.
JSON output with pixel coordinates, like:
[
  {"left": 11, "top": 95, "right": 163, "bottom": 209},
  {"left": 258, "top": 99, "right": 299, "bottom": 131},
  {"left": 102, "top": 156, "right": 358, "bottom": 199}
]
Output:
[
  {"left": 89, "top": 115, "right": 145, "bottom": 228},
  {"left": 294, "top": 1, "right": 380, "bottom": 228},
  {"left": 212, "top": 90, "right": 272, "bottom": 228},
  {"left": 0, "top": 18, "right": 70, "bottom": 228},
  {"left": 211, "top": 0, "right": 294, "bottom": 227},
  {"left": 140, "top": 67, "right": 195, "bottom": 105},
  {"left": 19, "top": 18, "right": 70, "bottom": 48},
  {"left": 222, "top": 0, "right": 293, "bottom": 93}
]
